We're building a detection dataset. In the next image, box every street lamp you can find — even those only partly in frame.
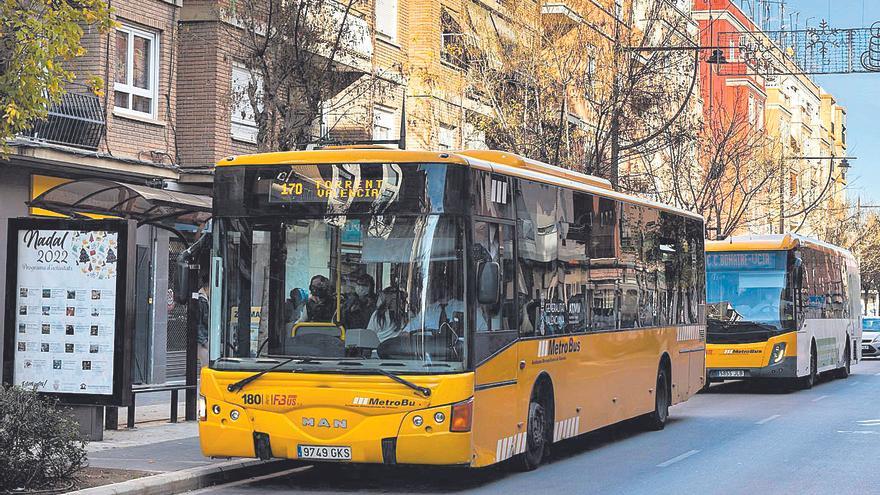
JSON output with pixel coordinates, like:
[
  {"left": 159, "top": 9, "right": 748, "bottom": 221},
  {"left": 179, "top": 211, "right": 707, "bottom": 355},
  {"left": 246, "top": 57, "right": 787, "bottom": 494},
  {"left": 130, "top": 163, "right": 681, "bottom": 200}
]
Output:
[
  {"left": 607, "top": 45, "right": 728, "bottom": 186},
  {"left": 777, "top": 156, "right": 856, "bottom": 232},
  {"left": 706, "top": 49, "right": 728, "bottom": 65},
  {"left": 624, "top": 45, "right": 730, "bottom": 65}
]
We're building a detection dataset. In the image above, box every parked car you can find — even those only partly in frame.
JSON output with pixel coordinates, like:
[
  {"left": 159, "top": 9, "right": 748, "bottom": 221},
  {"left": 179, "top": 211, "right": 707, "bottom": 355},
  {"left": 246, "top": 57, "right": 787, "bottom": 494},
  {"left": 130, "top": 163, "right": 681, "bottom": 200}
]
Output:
[{"left": 862, "top": 317, "right": 880, "bottom": 358}]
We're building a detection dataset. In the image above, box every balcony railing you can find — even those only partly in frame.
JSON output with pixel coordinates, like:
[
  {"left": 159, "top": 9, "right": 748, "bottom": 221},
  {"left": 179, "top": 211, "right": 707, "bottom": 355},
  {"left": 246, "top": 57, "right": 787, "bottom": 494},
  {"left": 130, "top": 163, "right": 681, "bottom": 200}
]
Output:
[{"left": 20, "top": 84, "right": 105, "bottom": 150}]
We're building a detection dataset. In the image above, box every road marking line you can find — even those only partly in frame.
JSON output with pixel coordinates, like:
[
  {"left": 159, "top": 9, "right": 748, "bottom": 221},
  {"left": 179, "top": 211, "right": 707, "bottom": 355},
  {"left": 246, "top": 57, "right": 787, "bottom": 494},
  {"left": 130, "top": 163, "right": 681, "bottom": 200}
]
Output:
[
  {"left": 838, "top": 430, "right": 880, "bottom": 435},
  {"left": 756, "top": 414, "right": 781, "bottom": 425},
  {"left": 657, "top": 449, "right": 700, "bottom": 468},
  {"left": 812, "top": 395, "right": 829, "bottom": 402},
  {"left": 874, "top": 372, "right": 880, "bottom": 376}
]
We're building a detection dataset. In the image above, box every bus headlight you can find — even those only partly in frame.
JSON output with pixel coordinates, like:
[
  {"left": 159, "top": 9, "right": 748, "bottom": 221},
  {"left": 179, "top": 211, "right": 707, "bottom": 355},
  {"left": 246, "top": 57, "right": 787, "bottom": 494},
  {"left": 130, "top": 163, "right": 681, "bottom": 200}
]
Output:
[
  {"left": 769, "top": 343, "right": 787, "bottom": 365},
  {"left": 198, "top": 395, "right": 207, "bottom": 421}
]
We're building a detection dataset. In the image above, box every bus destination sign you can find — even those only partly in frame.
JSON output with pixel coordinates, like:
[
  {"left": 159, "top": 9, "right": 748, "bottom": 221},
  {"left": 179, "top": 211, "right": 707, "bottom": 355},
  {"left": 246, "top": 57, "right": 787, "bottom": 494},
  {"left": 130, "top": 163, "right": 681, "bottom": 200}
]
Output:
[
  {"left": 267, "top": 166, "right": 399, "bottom": 205},
  {"left": 706, "top": 251, "right": 785, "bottom": 270}
]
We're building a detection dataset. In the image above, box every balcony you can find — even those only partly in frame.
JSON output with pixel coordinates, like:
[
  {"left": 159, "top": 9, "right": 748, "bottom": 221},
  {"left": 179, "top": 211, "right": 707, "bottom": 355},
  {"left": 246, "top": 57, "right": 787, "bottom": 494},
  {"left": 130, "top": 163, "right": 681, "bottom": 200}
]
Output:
[
  {"left": 20, "top": 84, "right": 105, "bottom": 150},
  {"left": 315, "top": 0, "right": 373, "bottom": 74}
]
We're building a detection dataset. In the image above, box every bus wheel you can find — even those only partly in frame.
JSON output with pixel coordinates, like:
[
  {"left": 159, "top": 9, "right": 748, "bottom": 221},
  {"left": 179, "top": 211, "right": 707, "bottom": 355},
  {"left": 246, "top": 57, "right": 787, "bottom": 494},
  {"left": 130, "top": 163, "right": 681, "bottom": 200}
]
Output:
[
  {"left": 799, "top": 345, "right": 818, "bottom": 390},
  {"left": 515, "top": 399, "right": 548, "bottom": 471},
  {"left": 642, "top": 366, "right": 670, "bottom": 431},
  {"left": 835, "top": 341, "right": 851, "bottom": 379}
]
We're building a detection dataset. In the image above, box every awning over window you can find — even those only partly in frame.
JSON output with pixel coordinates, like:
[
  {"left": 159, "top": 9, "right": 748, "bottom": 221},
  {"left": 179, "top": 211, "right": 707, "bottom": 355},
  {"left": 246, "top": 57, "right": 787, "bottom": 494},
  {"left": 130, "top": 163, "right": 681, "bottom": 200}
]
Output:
[{"left": 29, "top": 179, "right": 212, "bottom": 226}]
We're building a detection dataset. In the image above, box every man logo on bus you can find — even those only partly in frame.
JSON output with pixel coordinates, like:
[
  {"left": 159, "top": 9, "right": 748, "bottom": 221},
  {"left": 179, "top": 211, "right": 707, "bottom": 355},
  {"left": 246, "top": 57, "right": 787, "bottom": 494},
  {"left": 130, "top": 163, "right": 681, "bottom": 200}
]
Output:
[{"left": 302, "top": 417, "right": 348, "bottom": 429}]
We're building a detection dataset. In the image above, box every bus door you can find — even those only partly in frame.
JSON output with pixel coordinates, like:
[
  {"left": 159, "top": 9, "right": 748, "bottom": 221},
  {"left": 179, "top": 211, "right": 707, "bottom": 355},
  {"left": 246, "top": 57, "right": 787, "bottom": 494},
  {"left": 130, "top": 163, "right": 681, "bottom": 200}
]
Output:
[{"left": 471, "top": 219, "right": 522, "bottom": 464}]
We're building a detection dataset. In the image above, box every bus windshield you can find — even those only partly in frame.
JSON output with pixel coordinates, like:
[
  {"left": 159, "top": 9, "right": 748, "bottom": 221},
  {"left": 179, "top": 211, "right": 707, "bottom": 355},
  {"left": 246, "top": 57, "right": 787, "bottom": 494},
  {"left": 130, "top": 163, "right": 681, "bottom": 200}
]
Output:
[
  {"left": 215, "top": 214, "right": 466, "bottom": 373},
  {"left": 706, "top": 251, "right": 794, "bottom": 331}
]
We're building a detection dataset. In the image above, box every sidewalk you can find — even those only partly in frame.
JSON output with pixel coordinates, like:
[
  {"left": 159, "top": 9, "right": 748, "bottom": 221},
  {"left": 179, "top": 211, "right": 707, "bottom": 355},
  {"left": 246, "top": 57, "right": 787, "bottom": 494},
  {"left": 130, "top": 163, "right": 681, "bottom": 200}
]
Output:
[
  {"left": 68, "top": 400, "right": 295, "bottom": 494},
  {"left": 87, "top": 421, "right": 217, "bottom": 473}
]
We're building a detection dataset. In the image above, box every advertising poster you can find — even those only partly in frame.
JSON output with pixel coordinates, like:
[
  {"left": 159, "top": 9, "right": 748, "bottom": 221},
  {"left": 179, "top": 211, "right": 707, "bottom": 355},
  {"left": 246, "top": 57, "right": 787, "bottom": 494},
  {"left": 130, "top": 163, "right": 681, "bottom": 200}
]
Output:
[
  {"left": 4, "top": 218, "right": 134, "bottom": 405},
  {"left": 12, "top": 230, "right": 118, "bottom": 394}
]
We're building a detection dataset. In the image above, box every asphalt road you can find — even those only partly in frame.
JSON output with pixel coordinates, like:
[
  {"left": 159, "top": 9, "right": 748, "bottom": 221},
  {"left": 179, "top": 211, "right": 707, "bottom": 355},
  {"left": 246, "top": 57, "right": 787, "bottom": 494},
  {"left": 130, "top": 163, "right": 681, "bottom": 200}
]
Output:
[{"left": 194, "top": 358, "right": 880, "bottom": 495}]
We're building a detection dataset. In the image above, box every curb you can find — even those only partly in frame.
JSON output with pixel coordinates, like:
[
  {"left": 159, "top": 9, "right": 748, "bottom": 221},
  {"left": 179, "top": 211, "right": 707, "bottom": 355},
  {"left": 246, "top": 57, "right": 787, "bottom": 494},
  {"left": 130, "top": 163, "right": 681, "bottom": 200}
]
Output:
[{"left": 67, "top": 458, "right": 299, "bottom": 495}]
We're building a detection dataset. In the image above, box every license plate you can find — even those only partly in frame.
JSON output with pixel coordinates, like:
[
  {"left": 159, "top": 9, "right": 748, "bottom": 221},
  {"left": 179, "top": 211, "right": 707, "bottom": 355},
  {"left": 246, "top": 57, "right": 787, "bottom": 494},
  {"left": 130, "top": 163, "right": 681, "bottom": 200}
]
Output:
[
  {"left": 297, "top": 445, "right": 352, "bottom": 461},
  {"left": 716, "top": 370, "right": 746, "bottom": 378}
]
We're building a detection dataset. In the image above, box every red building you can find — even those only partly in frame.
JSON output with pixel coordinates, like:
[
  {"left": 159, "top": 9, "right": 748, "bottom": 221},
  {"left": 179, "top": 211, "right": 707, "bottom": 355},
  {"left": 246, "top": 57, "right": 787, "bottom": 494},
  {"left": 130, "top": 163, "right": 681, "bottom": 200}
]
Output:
[{"left": 692, "top": 0, "right": 766, "bottom": 130}]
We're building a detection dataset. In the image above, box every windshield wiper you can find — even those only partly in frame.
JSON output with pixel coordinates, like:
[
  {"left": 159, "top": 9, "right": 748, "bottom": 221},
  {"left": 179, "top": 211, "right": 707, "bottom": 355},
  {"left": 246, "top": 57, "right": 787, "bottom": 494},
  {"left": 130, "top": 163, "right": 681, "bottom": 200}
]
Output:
[
  {"left": 226, "top": 356, "right": 300, "bottom": 393},
  {"left": 374, "top": 368, "right": 431, "bottom": 397}
]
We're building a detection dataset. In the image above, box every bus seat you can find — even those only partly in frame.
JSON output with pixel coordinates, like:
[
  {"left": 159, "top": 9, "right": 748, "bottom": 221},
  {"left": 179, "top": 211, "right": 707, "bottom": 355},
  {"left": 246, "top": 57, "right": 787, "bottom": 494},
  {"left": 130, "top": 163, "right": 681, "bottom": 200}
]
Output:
[
  {"left": 287, "top": 332, "right": 344, "bottom": 358},
  {"left": 293, "top": 323, "right": 344, "bottom": 339},
  {"left": 345, "top": 328, "right": 380, "bottom": 349}
]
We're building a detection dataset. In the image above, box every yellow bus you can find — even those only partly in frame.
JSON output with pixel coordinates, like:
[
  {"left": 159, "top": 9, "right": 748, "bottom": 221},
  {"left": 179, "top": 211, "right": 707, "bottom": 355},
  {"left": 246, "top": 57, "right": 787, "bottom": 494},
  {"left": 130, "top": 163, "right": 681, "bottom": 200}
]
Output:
[
  {"left": 705, "top": 234, "right": 861, "bottom": 389},
  {"left": 198, "top": 148, "right": 707, "bottom": 470}
]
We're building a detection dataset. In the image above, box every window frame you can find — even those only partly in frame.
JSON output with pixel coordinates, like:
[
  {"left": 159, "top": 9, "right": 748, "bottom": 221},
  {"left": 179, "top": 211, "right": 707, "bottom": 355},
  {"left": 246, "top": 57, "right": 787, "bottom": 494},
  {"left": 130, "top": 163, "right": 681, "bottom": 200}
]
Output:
[
  {"left": 113, "top": 23, "right": 160, "bottom": 120},
  {"left": 375, "top": 0, "right": 399, "bottom": 42},
  {"left": 372, "top": 105, "right": 398, "bottom": 147},
  {"left": 438, "top": 125, "right": 456, "bottom": 150},
  {"left": 230, "top": 63, "right": 263, "bottom": 144}
]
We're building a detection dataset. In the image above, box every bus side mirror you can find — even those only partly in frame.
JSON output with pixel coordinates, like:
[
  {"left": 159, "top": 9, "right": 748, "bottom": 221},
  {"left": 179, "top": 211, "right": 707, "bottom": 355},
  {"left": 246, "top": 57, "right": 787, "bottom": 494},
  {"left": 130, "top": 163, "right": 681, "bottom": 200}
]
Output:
[
  {"left": 175, "top": 260, "right": 194, "bottom": 304},
  {"left": 793, "top": 259, "right": 804, "bottom": 289},
  {"left": 174, "top": 234, "right": 211, "bottom": 304},
  {"left": 477, "top": 261, "right": 501, "bottom": 305}
]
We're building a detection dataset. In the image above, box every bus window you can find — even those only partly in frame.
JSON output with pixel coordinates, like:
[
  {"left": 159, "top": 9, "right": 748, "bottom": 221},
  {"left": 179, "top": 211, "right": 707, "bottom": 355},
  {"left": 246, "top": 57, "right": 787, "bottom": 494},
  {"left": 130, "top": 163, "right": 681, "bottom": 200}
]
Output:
[
  {"left": 589, "top": 196, "right": 619, "bottom": 331},
  {"left": 473, "top": 171, "right": 513, "bottom": 219},
  {"left": 473, "top": 221, "right": 518, "bottom": 362},
  {"left": 515, "top": 179, "right": 562, "bottom": 336},
  {"left": 562, "top": 191, "right": 591, "bottom": 333}
]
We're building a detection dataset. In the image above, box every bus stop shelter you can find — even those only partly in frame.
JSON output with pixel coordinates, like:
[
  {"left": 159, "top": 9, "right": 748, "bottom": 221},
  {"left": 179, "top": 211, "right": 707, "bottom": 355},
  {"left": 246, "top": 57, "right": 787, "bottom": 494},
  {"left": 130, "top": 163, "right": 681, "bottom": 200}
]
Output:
[{"left": 29, "top": 178, "right": 212, "bottom": 424}]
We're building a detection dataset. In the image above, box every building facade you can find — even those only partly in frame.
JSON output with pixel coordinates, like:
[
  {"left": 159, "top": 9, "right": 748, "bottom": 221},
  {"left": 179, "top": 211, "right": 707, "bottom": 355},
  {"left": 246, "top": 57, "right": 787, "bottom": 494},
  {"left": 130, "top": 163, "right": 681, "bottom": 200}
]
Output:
[
  {"left": 3, "top": 0, "right": 193, "bottom": 384},
  {"left": 692, "top": 0, "right": 848, "bottom": 239}
]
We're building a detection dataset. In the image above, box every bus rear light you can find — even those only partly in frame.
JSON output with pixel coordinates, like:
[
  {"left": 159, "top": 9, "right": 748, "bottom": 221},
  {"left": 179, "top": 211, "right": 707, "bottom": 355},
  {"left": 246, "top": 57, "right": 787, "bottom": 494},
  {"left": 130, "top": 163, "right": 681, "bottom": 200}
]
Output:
[
  {"left": 198, "top": 395, "right": 207, "bottom": 421},
  {"left": 450, "top": 398, "right": 473, "bottom": 432}
]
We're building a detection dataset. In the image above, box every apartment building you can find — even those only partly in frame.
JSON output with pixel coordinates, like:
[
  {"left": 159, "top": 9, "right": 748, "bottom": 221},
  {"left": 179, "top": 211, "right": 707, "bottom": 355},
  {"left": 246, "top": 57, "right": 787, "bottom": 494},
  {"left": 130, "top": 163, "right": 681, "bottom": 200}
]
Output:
[
  {"left": 692, "top": 0, "right": 848, "bottom": 238},
  {"left": 2, "top": 0, "right": 194, "bottom": 384}
]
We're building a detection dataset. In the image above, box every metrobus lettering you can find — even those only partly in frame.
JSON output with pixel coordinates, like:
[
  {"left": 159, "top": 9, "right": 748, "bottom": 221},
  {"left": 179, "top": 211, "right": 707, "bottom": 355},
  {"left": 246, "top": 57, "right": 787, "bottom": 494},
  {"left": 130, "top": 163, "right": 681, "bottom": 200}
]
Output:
[
  {"left": 368, "top": 398, "right": 416, "bottom": 407},
  {"left": 549, "top": 338, "right": 581, "bottom": 355}
]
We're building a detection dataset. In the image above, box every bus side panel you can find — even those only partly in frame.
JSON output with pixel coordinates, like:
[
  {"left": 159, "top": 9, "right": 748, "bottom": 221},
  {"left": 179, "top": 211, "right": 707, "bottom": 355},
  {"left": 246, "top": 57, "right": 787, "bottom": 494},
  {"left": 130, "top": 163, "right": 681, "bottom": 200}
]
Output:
[
  {"left": 472, "top": 345, "right": 524, "bottom": 467},
  {"left": 802, "top": 318, "right": 846, "bottom": 373},
  {"left": 687, "top": 328, "right": 707, "bottom": 397}
]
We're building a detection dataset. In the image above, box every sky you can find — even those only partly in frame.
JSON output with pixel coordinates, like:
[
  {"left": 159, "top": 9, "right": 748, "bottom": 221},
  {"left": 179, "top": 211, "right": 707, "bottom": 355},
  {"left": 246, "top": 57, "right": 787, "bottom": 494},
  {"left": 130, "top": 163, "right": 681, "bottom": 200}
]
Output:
[{"left": 782, "top": 0, "right": 880, "bottom": 203}]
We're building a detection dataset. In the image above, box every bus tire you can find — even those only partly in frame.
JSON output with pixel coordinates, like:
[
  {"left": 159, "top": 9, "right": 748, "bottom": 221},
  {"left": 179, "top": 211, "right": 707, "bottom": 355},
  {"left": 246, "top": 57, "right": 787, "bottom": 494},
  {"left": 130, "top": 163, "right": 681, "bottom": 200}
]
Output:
[
  {"left": 799, "top": 343, "right": 818, "bottom": 390},
  {"left": 835, "top": 340, "right": 851, "bottom": 379},
  {"left": 642, "top": 365, "right": 670, "bottom": 431},
  {"left": 514, "top": 380, "right": 552, "bottom": 471}
]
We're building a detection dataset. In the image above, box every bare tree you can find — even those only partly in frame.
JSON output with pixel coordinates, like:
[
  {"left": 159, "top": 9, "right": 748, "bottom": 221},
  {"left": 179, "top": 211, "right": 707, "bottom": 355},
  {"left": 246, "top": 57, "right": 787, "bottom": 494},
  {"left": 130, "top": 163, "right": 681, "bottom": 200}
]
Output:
[
  {"left": 458, "top": 0, "right": 699, "bottom": 184},
  {"left": 837, "top": 209, "right": 880, "bottom": 314},
  {"left": 227, "top": 0, "right": 390, "bottom": 151},
  {"left": 624, "top": 100, "right": 783, "bottom": 239}
]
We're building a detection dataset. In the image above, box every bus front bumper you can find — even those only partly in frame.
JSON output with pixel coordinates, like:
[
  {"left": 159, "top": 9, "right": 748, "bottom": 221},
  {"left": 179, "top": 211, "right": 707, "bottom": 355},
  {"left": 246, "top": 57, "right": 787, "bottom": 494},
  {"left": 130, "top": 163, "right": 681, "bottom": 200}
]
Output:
[
  {"left": 198, "top": 401, "right": 472, "bottom": 466},
  {"left": 707, "top": 356, "right": 798, "bottom": 381}
]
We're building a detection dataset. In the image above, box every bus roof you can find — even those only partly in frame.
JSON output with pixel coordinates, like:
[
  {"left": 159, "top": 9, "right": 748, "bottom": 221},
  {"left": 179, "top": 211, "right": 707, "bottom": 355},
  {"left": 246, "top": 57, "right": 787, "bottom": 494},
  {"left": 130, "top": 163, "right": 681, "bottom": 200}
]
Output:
[
  {"left": 706, "top": 234, "right": 856, "bottom": 260},
  {"left": 217, "top": 148, "right": 702, "bottom": 221}
]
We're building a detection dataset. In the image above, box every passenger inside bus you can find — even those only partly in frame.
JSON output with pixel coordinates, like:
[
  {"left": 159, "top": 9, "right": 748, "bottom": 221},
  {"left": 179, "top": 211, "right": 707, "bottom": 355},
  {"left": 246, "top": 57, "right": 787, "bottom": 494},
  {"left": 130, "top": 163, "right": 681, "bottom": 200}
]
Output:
[
  {"left": 368, "top": 287, "right": 410, "bottom": 343},
  {"left": 284, "top": 288, "right": 307, "bottom": 324},
  {"left": 340, "top": 273, "right": 377, "bottom": 330},
  {"left": 298, "top": 275, "right": 335, "bottom": 323}
]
